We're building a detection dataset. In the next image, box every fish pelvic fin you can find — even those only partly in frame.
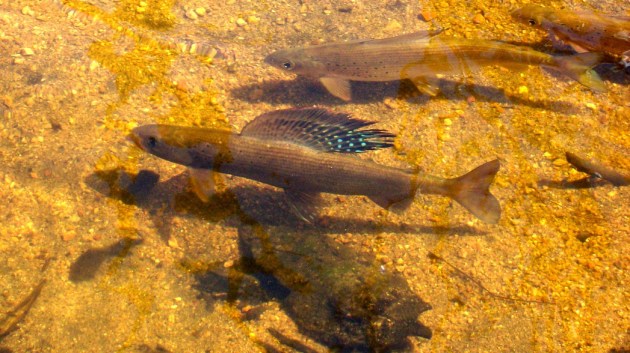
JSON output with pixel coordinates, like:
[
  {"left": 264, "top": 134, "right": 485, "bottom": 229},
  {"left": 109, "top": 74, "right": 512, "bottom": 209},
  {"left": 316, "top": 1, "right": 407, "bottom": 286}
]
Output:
[
  {"left": 447, "top": 159, "right": 501, "bottom": 224},
  {"left": 553, "top": 52, "right": 606, "bottom": 92},
  {"left": 188, "top": 168, "right": 216, "bottom": 202},
  {"left": 285, "top": 189, "right": 322, "bottom": 223}
]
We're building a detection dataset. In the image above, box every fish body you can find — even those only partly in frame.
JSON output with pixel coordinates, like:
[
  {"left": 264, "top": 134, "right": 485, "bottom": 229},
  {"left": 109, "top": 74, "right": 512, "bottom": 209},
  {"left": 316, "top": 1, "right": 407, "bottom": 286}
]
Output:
[
  {"left": 566, "top": 152, "right": 630, "bottom": 186},
  {"left": 264, "top": 31, "right": 605, "bottom": 100},
  {"left": 511, "top": 5, "right": 630, "bottom": 65},
  {"left": 131, "top": 108, "right": 501, "bottom": 223}
]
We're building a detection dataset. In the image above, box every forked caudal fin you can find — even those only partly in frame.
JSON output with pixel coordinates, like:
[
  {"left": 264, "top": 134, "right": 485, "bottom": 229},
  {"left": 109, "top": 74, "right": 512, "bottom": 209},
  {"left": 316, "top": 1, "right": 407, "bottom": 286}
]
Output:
[
  {"left": 553, "top": 52, "right": 606, "bottom": 93},
  {"left": 448, "top": 159, "right": 501, "bottom": 224}
]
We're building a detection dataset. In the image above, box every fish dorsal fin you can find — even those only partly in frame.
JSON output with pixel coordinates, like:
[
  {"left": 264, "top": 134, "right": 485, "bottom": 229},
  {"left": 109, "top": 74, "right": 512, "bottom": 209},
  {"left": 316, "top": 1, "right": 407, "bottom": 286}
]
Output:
[
  {"left": 359, "top": 29, "right": 443, "bottom": 46},
  {"left": 240, "top": 108, "right": 395, "bottom": 153}
]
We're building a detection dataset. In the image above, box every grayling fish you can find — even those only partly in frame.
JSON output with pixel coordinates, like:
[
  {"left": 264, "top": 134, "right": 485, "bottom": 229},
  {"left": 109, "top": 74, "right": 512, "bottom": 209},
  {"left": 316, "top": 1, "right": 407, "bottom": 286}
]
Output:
[
  {"left": 265, "top": 31, "right": 606, "bottom": 100},
  {"left": 512, "top": 5, "right": 630, "bottom": 67},
  {"left": 566, "top": 152, "right": 629, "bottom": 186},
  {"left": 131, "top": 108, "right": 501, "bottom": 223}
]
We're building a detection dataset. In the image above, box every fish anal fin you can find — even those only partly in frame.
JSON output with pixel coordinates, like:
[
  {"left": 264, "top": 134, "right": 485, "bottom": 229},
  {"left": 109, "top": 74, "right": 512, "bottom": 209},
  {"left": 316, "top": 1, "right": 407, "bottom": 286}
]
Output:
[
  {"left": 319, "top": 77, "right": 352, "bottom": 101},
  {"left": 188, "top": 168, "right": 216, "bottom": 202},
  {"left": 368, "top": 194, "right": 413, "bottom": 212},
  {"left": 240, "top": 108, "right": 395, "bottom": 153},
  {"left": 285, "top": 189, "right": 322, "bottom": 223}
]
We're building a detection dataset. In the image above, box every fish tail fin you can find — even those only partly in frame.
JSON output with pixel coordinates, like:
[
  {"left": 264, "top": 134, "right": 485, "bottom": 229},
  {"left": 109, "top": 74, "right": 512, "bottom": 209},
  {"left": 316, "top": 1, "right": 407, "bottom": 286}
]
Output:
[
  {"left": 448, "top": 159, "right": 501, "bottom": 224},
  {"left": 554, "top": 53, "right": 606, "bottom": 92}
]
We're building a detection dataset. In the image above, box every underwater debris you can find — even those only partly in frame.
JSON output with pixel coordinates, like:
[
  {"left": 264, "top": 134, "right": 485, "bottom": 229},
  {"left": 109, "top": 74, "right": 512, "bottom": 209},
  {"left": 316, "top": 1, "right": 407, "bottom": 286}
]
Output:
[{"left": 0, "top": 280, "right": 46, "bottom": 341}]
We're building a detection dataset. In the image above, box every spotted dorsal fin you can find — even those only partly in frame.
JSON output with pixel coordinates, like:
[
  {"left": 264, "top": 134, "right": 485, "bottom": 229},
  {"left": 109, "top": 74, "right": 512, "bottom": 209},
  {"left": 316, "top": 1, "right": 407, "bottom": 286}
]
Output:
[
  {"left": 240, "top": 108, "right": 395, "bottom": 153},
  {"left": 357, "top": 29, "right": 443, "bottom": 46}
]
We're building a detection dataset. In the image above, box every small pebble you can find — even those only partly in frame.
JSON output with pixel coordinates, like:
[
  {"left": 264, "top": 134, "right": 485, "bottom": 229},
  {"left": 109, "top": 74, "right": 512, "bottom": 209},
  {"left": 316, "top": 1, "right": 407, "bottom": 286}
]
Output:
[
  {"left": 472, "top": 13, "right": 485, "bottom": 24},
  {"left": 384, "top": 19, "right": 402, "bottom": 33},
  {"left": 552, "top": 158, "right": 567, "bottom": 167},
  {"left": 185, "top": 9, "right": 198, "bottom": 20},
  {"left": 168, "top": 238, "right": 179, "bottom": 248},
  {"left": 418, "top": 10, "right": 436, "bottom": 22},
  {"left": 20, "top": 48, "right": 34, "bottom": 56},
  {"left": 246, "top": 15, "right": 260, "bottom": 24},
  {"left": 236, "top": 18, "right": 247, "bottom": 26},
  {"left": 21, "top": 6, "right": 34, "bottom": 16},
  {"left": 585, "top": 102, "right": 597, "bottom": 110},
  {"left": 194, "top": 7, "right": 206, "bottom": 16},
  {"left": 518, "top": 85, "right": 529, "bottom": 94},
  {"left": 383, "top": 97, "right": 399, "bottom": 109}
]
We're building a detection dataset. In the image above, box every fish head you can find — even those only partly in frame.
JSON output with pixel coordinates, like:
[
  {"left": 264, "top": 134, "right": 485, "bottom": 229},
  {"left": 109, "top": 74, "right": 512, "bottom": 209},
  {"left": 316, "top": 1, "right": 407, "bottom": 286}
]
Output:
[
  {"left": 264, "top": 48, "right": 324, "bottom": 77},
  {"left": 131, "top": 125, "right": 196, "bottom": 166},
  {"left": 511, "top": 5, "right": 552, "bottom": 28}
]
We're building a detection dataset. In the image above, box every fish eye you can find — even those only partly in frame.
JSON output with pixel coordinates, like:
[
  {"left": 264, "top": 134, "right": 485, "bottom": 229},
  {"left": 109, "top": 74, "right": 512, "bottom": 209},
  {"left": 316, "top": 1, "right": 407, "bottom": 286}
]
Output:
[
  {"left": 282, "top": 61, "right": 294, "bottom": 70},
  {"left": 148, "top": 136, "right": 157, "bottom": 148},
  {"left": 528, "top": 19, "right": 537, "bottom": 25}
]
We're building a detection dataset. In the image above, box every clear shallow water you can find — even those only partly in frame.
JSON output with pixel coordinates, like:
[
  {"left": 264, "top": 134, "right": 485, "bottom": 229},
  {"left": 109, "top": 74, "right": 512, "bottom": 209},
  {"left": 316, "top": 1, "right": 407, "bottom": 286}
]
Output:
[{"left": 0, "top": 0, "right": 628, "bottom": 352}]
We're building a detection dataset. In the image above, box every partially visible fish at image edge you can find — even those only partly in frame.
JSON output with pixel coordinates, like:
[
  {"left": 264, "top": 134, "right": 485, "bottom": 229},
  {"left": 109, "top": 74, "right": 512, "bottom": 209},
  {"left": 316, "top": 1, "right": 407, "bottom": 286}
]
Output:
[
  {"left": 265, "top": 30, "right": 606, "bottom": 101},
  {"left": 512, "top": 5, "right": 630, "bottom": 66}
]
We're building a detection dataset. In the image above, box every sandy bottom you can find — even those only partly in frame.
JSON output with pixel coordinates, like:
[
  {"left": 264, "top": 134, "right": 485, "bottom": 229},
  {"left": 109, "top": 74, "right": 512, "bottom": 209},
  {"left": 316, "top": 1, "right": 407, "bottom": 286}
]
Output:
[{"left": 0, "top": 0, "right": 628, "bottom": 352}]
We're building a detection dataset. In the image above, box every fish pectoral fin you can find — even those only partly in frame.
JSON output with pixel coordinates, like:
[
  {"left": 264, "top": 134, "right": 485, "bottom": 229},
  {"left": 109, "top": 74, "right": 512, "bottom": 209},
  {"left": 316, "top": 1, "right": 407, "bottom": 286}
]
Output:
[
  {"left": 566, "top": 41, "right": 589, "bottom": 54},
  {"left": 614, "top": 30, "right": 630, "bottom": 41},
  {"left": 285, "top": 189, "right": 322, "bottom": 223},
  {"left": 188, "top": 168, "right": 216, "bottom": 202},
  {"left": 410, "top": 77, "right": 440, "bottom": 96},
  {"left": 319, "top": 77, "right": 352, "bottom": 101}
]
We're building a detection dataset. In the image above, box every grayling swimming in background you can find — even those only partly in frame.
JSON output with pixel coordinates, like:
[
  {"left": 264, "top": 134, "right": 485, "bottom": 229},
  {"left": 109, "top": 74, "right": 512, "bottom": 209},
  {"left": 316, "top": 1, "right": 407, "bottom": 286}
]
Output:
[
  {"left": 131, "top": 108, "right": 501, "bottom": 223},
  {"left": 512, "top": 5, "right": 630, "bottom": 68},
  {"left": 265, "top": 30, "right": 606, "bottom": 100}
]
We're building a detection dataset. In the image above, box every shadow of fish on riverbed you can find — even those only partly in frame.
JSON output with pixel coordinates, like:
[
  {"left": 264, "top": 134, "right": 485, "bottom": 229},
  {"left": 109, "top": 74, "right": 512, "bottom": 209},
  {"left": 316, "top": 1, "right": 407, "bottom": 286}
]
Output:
[
  {"left": 84, "top": 169, "right": 487, "bottom": 243},
  {"left": 69, "top": 238, "right": 144, "bottom": 283},
  {"left": 231, "top": 77, "right": 581, "bottom": 113},
  {"left": 192, "top": 221, "right": 432, "bottom": 352},
  {"left": 84, "top": 168, "right": 484, "bottom": 351}
]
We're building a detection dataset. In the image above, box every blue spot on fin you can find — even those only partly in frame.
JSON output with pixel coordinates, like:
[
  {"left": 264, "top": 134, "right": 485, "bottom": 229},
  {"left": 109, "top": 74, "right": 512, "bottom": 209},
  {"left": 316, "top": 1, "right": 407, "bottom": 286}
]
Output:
[{"left": 240, "top": 108, "right": 395, "bottom": 153}]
